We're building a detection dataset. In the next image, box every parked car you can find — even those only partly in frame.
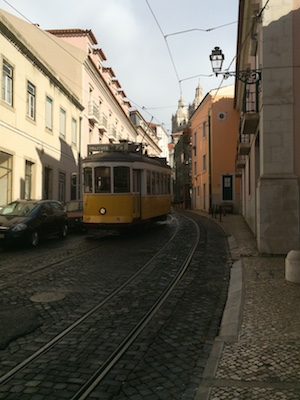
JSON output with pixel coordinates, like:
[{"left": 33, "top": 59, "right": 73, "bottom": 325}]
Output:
[
  {"left": 66, "top": 200, "right": 85, "bottom": 232},
  {"left": 0, "top": 199, "right": 68, "bottom": 247}
]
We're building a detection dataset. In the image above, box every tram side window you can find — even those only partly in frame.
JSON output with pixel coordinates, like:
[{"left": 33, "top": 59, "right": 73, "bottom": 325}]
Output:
[
  {"left": 147, "top": 171, "right": 151, "bottom": 195},
  {"left": 159, "top": 173, "right": 163, "bottom": 194},
  {"left": 165, "top": 174, "right": 170, "bottom": 194},
  {"left": 114, "top": 166, "right": 130, "bottom": 193},
  {"left": 83, "top": 167, "right": 92, "bottom": 193},
  {"left": 155, "top": 172, "right": 160, "bottom": 195},
  {"left": 162, "top": 174, "right": 166, "bottom": 194},
  {"left": 95, "top": 166, "right": 111, "bottom": 193},
  {"left": 151, "top": 172, "right": 156, "bottom": 195}
]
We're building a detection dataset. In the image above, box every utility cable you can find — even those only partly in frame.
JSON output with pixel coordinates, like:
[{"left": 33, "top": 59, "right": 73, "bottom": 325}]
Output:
[
  {"left": 145, "top": 0, "right": 182, "bottom": 97},
  {"left": 164, "top": 21, "right": 237, "bottom": 38}
]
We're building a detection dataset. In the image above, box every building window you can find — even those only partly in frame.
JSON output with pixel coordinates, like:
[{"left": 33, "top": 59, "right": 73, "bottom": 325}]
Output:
[
  {"left": 27, "top": 81, "right": 35, "bottom": 120},
  {"left": 193, "top": 131, "right": 197, "bottom": 156},
  {"left": 2, "top": 60, "right": 13, "bottom": 106},
  {"left": 60, "top": 108, "right": 66, "bottom": 139},
  {"left": 71, "top": 118, "right": 77, "bottom": 145},
  {"left": 0, "top": 151, "right": 12, "bottom": 205},
  {"left": 46, "top": 96, "right": 53, "bottom": 131},
  {"left": 202, "top": 154, "right": 207, "bottom": 171},
  {"left": 202, "top": 121, "right": 206, "bottom": 139},
  {"left": 58, "top": 172, "right": 66, "bottom": 203}
]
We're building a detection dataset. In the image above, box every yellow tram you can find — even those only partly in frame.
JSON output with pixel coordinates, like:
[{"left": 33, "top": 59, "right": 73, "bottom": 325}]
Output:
[{"left": 82, "top": 142, "right": 172, "bottom": 230}]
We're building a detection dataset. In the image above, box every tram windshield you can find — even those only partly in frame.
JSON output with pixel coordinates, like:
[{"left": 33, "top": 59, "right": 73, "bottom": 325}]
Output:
[
  {"left": 114, "top": 167, "right": 130, "bottom": 193},
  {"left": 95, "top": 166, "right": 111, "bottom": 193}
]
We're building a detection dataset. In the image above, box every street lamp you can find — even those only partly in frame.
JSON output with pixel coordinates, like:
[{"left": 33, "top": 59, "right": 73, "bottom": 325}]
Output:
[
  {"left": 209, "top": 46, "right": 261, "bottom": 84},
  {"left": 209, "top": 46, "right": 224, "bottom": 75}
]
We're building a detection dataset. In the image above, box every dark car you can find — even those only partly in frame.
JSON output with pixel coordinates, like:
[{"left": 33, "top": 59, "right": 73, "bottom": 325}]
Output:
[
  {"left": 66, "top": 200, "right": 85, "bottom": 232},
  {"left": 0, "top": 199, "right": 68, "bottom": 247}
]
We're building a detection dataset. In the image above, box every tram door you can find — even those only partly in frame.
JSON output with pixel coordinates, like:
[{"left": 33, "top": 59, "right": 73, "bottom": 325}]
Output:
[{"left": 132, "top": 169, "right": 141, "bottom": 219}]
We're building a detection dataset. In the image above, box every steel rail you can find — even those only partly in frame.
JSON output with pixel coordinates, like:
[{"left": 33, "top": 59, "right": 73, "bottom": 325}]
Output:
[
  {"left": 0, "top": 216, "right": 179, "bottom": 386},
  {"left": 0, "top": 241, "right": 106, "bottom": 289},
  {"left": 71, "top": 215, "right": 200, "bottom": 400}
]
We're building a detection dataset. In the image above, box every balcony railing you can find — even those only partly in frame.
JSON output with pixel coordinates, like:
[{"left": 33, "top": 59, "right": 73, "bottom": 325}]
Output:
[
  {"left": 237, "top": 133, "right": 251, "bottom": 155},
  {"left": 108, "top": 125, "right": 117, "bottom": 141},
  {"left": 236, "top": 155, "right": 246, "bottom": 169},
  {"left": 88, "top": 101, "right": 99, "bottom": 124},
  {"left": 97, "top": 113, "right": 108, "bottom": 132}
]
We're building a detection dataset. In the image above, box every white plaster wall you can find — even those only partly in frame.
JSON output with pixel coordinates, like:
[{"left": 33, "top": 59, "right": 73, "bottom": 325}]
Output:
[
  {"left": 256, "top": 0, "right": 300, "bottom": 253},
  {"left": 0, "top": 19, "right": 82, "bottom": 202}
]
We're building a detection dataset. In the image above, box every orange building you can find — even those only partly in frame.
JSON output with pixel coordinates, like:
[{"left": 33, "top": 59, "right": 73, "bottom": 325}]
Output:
[{"left": 190, "top": 85, "right": 240, "bottom": 213}]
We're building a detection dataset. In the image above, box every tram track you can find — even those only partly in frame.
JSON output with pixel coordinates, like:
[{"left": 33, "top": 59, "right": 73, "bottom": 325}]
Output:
[
  {"left": 0, "top": 213, "right": 202, "bottom": 399},
  {"left": 71, "top": 215, "right": 199, "bottom": 400},
  {"left": 0, "top": 240, "right": 107, "bottom": 290}
]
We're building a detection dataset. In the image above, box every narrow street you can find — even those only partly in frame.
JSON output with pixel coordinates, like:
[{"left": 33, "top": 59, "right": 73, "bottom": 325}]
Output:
[{"left": 0, "top": 211, "right": 230, "bottom": 399}]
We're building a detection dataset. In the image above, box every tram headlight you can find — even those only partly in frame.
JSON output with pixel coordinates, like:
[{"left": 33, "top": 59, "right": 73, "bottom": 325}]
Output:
[{"left": 99, "top": 207, "right": 106, "bottom": 215}]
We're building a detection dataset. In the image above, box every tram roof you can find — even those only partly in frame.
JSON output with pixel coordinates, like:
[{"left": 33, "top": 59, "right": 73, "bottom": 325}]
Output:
[{"left": 83, "top": 143, "right": 170, "bottom": 169}]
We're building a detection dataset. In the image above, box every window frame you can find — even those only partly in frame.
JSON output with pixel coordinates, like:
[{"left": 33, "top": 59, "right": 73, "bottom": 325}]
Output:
[
  {"left": 46, "top": 96, "right": 53, "bottom": 131},
  {"left": 27, "top": 81, "right": 36, "bottom": 120},
  {"left": 2, "top": 60, "right": 13, "bottom": 106},
  {"left": 60, "top": 107, "right": 66, "bottom": 139}
]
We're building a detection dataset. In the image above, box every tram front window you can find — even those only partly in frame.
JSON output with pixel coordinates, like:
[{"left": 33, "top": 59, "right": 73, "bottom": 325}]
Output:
[
  {"left": 95, "top": 167, "right": 111, "bottom": 193},
  {"left": 83, "top": 167, "right": 92, "bottom": 193},
  {"left": 114, "top": 167, "right": 130, "bottom": 193}
]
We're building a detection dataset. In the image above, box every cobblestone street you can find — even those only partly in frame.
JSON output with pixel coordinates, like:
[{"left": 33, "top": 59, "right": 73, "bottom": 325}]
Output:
[{"left": 0, "top": 212, "right": 230, "bottom": 399}]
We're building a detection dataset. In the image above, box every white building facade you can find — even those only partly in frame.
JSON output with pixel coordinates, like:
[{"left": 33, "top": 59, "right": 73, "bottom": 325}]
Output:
[
  {"left": 235, "top": 0, "right": 300, "bottom": 254},
  {"left": 0, "top": 10, "right": 83, "bottom": 205},
  {"left": 0, "top": 9, "right": 171, "bottom": 205}
]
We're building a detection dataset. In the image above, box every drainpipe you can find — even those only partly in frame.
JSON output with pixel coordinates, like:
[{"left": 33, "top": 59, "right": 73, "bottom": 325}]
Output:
[
  {"left": 77, "top": 116, "right": 82, "bottom": 200},
  {"left": 208, "top": 109, "right": 212, "bottom": 211}
]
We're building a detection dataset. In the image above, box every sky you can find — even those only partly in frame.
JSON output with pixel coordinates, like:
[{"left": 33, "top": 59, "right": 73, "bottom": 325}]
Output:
[{"left": 0, "top": 0, "right": 239, "bottom": 135}]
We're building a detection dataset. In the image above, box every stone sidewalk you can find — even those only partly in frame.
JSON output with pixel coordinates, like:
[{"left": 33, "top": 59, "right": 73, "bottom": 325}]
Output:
[{"left": 193, "top": 212, "right": 300, "bottom": 400}]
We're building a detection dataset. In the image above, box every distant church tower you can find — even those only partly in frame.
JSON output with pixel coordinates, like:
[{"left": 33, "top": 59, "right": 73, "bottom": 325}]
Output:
[
  {"left": 172, "top": 97, "right": 189, "bottom": 133},
  {"left": 193, "top": 82, "right": 203, "bottom": 110}
]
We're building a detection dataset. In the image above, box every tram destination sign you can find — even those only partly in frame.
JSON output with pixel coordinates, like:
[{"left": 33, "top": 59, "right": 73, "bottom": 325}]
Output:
[
  {"left": 88, "top": 143, "right": 142, "bottom": 154},
  {"left": 88, "top": 143, "right": 129, "bottom": 154}
]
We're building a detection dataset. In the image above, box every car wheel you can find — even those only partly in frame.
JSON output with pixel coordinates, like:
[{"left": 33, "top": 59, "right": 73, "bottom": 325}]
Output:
[
  {"left": 29, "top": 231, "right": 39, "bottom": 247},
  {"left": 60, "top": 224, "right": 68, "bottom": 238}
]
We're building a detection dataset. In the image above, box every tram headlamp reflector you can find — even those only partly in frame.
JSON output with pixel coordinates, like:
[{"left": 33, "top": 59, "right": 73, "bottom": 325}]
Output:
[{"left": 99, "top": 207, "right": 106, "bottom": 215}]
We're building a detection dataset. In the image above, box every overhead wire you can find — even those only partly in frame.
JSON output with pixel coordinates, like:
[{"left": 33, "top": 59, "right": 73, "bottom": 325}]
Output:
[
  {"left": 258, "top": 0, "right": 270, "bottom": 18},
  {"left": 144, "top": 0, "right": 239, "bottom": 121},
  {"left": 164, "top": 21, "right": 237, "bottom": 38},
  {"left": 2, "top": 0, "right": 241, "bottom": 130},
  {"left": 210, "top": 0, "right": 270, "bottom": 104},
  {"left": 144, "top": 0, "right": 182, "bottom": 97},
  {"left": 145, "top": 0, "right": 238, "bottom": 100},
  {"left": 2, "top": 0, "right": 177, "bottom": 130}
]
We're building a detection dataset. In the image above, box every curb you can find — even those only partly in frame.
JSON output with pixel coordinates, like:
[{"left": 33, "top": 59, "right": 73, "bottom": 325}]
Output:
[{"left": 194, "top": 235, "right": 243, "bottom": 400}]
